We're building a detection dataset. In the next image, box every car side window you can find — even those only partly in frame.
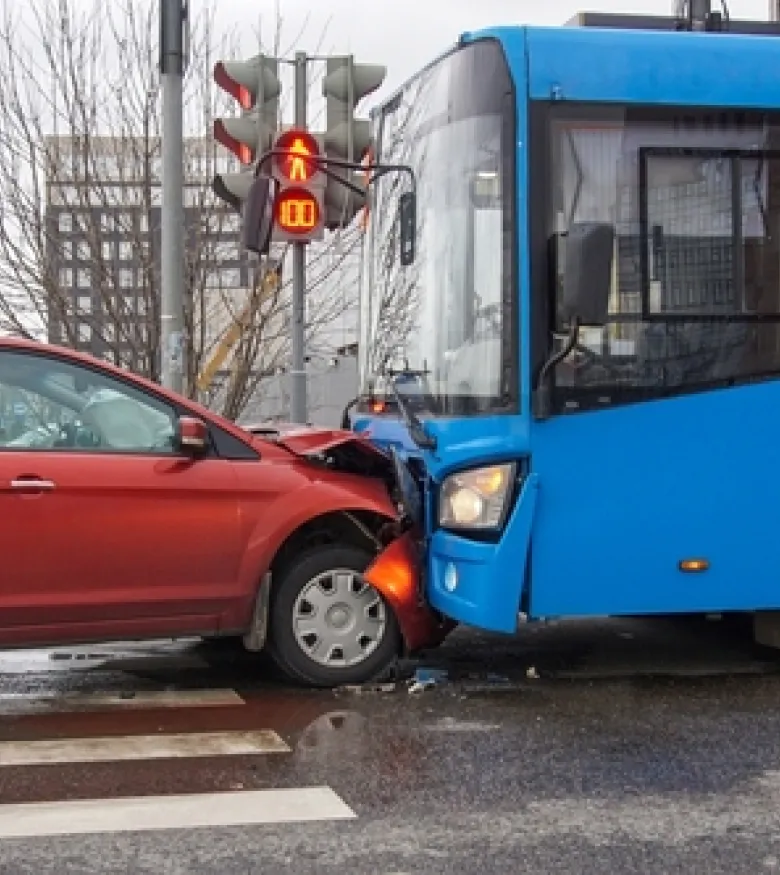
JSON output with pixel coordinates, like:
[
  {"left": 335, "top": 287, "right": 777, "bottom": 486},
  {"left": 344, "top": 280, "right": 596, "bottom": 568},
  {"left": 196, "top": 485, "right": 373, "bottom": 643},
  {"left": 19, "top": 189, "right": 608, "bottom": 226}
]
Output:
[{"left": 0, "top": 350, "right": 178, "bottom": 454}]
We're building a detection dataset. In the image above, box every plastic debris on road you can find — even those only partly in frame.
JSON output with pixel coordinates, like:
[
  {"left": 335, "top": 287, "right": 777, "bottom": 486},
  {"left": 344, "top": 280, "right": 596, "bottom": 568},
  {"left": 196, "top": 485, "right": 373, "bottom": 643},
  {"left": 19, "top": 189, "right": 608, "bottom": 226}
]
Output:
[
  {"left": 408, "top": 667, "right": 449, "bottom": 693},
  {"left": 336, "top": 682, "right": 397, "bottom": 695}
]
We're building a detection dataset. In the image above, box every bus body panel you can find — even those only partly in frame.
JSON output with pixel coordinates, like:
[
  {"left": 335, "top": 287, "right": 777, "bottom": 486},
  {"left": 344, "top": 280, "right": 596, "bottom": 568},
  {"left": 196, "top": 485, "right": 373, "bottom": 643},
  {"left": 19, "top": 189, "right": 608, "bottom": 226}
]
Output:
[
  {"left": 421, "top": 416, "right": 531, "bottom": 481},
  {"left": 524, "top": 25, "right": 780, "bottom": 108},
  {"left": 528, "top": 379, "right": 780, "bottom": 617},
  {"left": 427, "top": 474, "right": 538, "bottom": 632}
]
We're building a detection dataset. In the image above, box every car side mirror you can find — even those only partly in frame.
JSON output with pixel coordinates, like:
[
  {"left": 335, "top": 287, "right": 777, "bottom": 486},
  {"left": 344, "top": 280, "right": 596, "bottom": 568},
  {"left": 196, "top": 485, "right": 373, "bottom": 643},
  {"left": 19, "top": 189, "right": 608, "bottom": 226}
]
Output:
[
  {"left": 176, "top": 416, "right": 209, "bottom": 455},
  {"left": 559, "top": 221, "right": 615, "bottom": 328}
]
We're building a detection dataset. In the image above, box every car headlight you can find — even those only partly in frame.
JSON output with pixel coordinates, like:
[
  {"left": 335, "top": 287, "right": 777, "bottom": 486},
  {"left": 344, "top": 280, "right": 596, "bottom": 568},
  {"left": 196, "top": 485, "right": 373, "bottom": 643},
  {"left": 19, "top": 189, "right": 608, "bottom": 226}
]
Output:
[{"left": 439, "top": 463, "right": 517, "bottom": 530}]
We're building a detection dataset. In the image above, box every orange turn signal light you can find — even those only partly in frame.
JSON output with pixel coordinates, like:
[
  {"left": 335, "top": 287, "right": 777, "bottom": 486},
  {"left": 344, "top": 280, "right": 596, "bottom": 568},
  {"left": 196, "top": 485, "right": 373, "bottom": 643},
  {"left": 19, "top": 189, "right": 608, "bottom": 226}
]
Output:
[{"left": 679, "top": 558, "right": 710, "bottom": 573}]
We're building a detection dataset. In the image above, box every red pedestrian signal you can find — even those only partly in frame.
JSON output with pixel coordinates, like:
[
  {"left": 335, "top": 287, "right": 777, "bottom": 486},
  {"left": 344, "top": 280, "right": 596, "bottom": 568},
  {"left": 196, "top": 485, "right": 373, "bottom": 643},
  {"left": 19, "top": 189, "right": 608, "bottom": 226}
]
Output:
[
  {"left": 269, "top": 128, "right": 325, "bottom": 244},
  {"left": 274, "top": 129, "right": 320, "bottom": 182}
]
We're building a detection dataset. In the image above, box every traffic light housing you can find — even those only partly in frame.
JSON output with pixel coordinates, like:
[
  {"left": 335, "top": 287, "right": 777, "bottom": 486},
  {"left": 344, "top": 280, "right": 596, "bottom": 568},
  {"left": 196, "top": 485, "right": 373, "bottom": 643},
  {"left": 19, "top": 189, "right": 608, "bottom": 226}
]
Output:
[
  {"left": 321, "top": 55, "right": 386, "bottom": 230},
  {"left": 269, "top": 128, "right": 326, "bottom": 244},
  {"left": 212, "top": 171, "right": 254, "bottom": 214},
  {"left": 212, "top": 54, "right": 280, "bottom": 214}
]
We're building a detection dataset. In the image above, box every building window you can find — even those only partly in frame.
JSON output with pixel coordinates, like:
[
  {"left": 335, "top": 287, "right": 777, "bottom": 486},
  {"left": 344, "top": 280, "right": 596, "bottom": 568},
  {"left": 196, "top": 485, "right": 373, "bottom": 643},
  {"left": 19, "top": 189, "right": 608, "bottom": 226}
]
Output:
[
  {"left": 77, "top": 295, "right": 91, "bottom": 313},
  {"left": 101, "top": 241, "right": 113, "bottom": 260},
  {"left": 78, "top": 324, "right": 92, "bottom": 343},
  {"left": 100, "top": 213, "right": 114, "bottom": 233},
  {"left": 119, "top": 268, "right": 134, "bottom": 289},
  {"left": 61, "top": 240, "right": 73, "bottom": 262},
  {"left": 76, "top": 240, "right": 90, "bottom": 261},
  {"left": 77, "top": 268, "right": 90, "bottom": 288},
  {"left": 221, "top": 241, "right": 240, "bottom": 263},
  {"left": 220, "top": 268, "right": 241, "bottom": 288},
  {"left": 58, "top": 213, "right": 72, "bottom": 232},
  {"left": 118, "top": 241, "right": 133, "bottom": 261},
  {"left": 59, "top": 267, "right": 73, "bottom": 287},
  {"left": 220, "top": 213, "right": 241, "bottom": 235}
]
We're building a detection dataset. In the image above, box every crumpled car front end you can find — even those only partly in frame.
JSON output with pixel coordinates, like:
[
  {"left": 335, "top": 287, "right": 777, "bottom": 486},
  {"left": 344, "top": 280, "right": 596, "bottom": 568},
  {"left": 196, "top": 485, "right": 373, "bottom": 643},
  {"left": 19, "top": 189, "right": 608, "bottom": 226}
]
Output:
[{"left": 243, "top": 421, "right": 453, "bottom": 657}]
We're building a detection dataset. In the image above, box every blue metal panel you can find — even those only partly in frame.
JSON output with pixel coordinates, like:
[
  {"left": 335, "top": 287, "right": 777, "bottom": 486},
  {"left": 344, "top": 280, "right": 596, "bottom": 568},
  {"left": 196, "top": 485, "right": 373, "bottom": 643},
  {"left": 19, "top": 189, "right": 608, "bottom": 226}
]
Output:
[
  {"left": 529, "top": 380, "right": 780, "bottom": 618},
  {"left": 524, "top": 25, "right": 780, "bottom": 108},
  {"left": 422, "top": 415, "right": 532, "bottom": 480},
  {"left": 350, "top": 415, "right": 420, "bottom": 458},
  {"left": 427, "top": 474, "right": 539, "bottom": 632},
  {"left": 464, "top": 24, "right": 780, "bottom": 110}
]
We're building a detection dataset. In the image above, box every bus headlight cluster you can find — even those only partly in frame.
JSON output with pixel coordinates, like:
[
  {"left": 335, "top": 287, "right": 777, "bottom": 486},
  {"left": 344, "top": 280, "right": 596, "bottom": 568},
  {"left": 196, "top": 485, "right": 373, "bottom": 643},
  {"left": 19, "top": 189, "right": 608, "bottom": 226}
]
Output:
[{"left": 439, "top": 463, "right": 516, "bottom": 530}]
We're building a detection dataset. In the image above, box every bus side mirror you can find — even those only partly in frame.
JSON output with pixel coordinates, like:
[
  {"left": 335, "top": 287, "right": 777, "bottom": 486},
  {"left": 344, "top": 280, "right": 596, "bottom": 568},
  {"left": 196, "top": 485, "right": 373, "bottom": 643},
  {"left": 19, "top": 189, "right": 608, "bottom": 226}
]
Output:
[
  {"left": 399, "top": 191, "right": 416, "bottom": 266},
  {"left": 560, "top": 222, "right": 614, "bottom": 327}
]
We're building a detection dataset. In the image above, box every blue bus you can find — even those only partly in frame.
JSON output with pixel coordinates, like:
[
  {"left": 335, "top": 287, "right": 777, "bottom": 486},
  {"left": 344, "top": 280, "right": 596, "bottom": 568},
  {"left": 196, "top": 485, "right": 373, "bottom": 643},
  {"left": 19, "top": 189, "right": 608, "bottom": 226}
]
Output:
[{"left": 356, "top": 5, "right": 780, "bottom": 650}]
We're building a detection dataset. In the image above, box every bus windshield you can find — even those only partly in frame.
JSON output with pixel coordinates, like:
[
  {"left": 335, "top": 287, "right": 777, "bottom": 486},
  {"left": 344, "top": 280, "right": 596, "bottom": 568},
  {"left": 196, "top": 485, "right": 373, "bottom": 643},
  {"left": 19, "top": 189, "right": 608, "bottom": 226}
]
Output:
[{"left": 359, "top": 39, "right": 517, "bottom": 417}]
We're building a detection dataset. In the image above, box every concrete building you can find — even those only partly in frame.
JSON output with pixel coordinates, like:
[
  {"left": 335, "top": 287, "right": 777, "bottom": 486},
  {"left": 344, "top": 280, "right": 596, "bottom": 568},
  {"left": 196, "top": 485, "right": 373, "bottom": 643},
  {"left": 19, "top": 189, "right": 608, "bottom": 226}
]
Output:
[{"left": 44, "top": 134, "right": 260, "bottom": 376}]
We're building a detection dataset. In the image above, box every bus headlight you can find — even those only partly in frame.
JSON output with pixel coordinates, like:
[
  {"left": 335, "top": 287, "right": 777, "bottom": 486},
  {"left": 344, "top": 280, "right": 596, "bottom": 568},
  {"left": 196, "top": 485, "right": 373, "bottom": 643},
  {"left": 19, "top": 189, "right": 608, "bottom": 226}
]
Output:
[{"left": 439, "top": 463, "right": 516, "bottom": 530}]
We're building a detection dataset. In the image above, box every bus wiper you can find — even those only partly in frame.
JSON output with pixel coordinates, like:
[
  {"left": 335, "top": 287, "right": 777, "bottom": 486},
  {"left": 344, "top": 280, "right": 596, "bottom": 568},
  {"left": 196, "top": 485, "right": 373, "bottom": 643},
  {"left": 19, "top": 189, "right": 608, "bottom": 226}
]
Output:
[{"left": 385, "top": 366, "right": 436, "bottom": 451}]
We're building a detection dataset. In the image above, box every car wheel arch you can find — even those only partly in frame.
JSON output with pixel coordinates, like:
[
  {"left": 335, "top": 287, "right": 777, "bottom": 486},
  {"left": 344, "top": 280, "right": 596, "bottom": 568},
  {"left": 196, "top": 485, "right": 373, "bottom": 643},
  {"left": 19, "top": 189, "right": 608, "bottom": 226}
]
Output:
[{"left": 242, "top": 507, "right": 397, "bottom": 653}]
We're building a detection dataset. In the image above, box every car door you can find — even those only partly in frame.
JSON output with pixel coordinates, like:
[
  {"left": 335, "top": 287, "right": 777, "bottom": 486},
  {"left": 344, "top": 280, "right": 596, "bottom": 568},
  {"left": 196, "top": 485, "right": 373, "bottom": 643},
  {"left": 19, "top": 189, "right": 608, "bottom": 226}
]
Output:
[{"left": 0, "top": 347, "right": 244, "bottom": 644}]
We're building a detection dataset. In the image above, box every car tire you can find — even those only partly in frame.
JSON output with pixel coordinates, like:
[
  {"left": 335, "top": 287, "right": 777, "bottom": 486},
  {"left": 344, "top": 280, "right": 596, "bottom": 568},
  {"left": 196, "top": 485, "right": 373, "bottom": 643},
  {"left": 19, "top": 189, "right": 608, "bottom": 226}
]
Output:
[{"left": 267, "top": 544, "right": 401, "bottom": 688}]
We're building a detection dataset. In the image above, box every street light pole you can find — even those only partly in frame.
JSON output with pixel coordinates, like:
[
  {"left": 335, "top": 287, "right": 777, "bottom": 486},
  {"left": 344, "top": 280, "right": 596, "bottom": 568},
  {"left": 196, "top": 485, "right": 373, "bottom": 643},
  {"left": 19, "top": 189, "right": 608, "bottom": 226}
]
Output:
[
  {"left": 290, "top": 51, "right": 308, "bottom": 424},
  {"left": 159, "top": 0, "right": 188, "bottom": 392}
]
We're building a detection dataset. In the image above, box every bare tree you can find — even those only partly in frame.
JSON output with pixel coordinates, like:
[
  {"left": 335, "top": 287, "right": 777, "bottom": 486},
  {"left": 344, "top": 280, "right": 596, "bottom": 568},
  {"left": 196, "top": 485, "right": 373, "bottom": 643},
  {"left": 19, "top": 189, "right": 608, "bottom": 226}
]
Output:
[
  {"left": 362, "top": 86, "right": 426, "bottom": 382},
  {"left": 0, "top": 0, "right": 360, "bottom": 421}
]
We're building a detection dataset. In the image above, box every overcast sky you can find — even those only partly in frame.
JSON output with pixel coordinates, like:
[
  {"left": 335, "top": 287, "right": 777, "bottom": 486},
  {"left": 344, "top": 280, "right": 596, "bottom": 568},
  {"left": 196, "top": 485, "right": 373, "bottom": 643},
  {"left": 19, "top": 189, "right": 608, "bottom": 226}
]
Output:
[{"left": 214, "top": 0, "right": 773, "bottom": 103}]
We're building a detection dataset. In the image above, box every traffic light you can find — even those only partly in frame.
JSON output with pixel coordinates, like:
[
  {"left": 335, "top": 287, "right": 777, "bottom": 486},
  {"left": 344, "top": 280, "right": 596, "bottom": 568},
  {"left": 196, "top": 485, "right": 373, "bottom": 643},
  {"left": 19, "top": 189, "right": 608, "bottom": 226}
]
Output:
[
  {"left": 269, "top": 128, "right": 326, "bottom": 244},
  {"left": 321, "top": 56, "right": 386, "bottom": 230},
  {"left": 212, "top": 171, "right": 254, "bottom": 214},
  {"left": 212, "top": 54, "right": 281, "bottom": 214}
]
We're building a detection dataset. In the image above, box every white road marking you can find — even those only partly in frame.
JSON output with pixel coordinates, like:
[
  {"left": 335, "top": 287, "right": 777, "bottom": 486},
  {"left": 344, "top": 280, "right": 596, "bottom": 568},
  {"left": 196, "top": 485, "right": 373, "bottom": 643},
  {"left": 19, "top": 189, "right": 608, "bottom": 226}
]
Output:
[
  {"left": 0, "top": 688, "right": 244, "bottom": 715},
  {"left": 0, "top": 641, "right": 209, "bottom": 675},
  {"left": 0, "top": 787, "right": 356, "bottom": 838},
  {"left": 0, "top": 729, "right": 290, "bottom": 766}
]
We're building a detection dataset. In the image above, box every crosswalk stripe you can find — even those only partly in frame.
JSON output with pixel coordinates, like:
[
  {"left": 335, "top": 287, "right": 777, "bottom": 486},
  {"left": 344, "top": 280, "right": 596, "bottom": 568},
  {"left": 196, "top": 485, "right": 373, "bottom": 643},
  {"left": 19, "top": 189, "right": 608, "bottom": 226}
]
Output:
[
  {"left": 0, "top": 729, "right": 290, "bottom": 766},
  {"left": 0, "top": 649, "right": 209, "bottom": 674},
  {"left": 0, "top": 787, "right": 356, "bottom": 838},
  {"left": 0, "top": 688, "right": 244, "bottom": 715}
]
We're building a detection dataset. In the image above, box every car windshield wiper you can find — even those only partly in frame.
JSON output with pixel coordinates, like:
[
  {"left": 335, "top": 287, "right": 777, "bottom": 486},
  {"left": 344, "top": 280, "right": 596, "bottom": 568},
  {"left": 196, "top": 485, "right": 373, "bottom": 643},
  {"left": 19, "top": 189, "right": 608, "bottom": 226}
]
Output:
[{"left": 384, "top": 365, "right": 436, "bottom": 450}]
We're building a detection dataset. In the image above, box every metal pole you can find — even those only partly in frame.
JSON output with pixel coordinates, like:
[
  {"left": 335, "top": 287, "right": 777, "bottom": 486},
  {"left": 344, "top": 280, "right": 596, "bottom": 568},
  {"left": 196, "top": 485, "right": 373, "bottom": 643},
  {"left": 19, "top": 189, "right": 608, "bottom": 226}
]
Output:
[
  {"left": 159, "top": 0, "right": 187, "bottom": 393},
  {"left": 290, "top": 51, "right": 308, "bottom": 423}
]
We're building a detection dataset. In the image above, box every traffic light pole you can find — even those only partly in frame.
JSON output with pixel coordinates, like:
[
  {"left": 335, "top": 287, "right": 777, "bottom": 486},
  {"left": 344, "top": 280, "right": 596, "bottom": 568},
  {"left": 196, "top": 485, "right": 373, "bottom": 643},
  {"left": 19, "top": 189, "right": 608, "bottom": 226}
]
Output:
[
  {"left": 159, "top": 0, "right": 188, "bottom": 393},
  {"left": 290, "top": 51, "right": 308, "bottom": 424}
]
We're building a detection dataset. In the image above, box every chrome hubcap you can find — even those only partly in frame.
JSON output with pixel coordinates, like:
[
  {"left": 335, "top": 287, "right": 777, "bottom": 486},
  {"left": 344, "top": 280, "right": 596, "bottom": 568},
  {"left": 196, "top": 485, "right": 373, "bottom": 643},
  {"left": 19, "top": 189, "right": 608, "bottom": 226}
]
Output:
[{"left": 292, "top": 568, "right": 387, "bottom": 668}]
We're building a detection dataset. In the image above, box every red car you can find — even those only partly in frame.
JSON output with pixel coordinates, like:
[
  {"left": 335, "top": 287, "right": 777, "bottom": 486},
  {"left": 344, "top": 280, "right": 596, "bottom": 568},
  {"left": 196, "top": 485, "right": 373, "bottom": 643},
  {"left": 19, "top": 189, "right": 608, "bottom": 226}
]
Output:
[{"left": 0, "top": 337, "right": 447, "bottom": 687}]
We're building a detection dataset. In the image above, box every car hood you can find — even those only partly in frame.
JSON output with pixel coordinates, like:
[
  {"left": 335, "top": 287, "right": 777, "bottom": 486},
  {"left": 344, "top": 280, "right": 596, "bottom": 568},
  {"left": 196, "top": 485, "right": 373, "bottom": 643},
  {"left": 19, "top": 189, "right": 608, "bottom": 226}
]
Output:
[{"left": 243, "top": 421, "right": 391, "bottom": 466}]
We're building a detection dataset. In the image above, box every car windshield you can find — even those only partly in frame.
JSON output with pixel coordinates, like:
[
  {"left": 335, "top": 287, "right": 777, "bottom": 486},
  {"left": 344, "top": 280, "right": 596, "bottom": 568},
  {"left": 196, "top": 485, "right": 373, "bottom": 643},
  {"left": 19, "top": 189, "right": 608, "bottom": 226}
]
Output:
[{"left": 358, "top": 39, "right": 517, "bottom": 417}]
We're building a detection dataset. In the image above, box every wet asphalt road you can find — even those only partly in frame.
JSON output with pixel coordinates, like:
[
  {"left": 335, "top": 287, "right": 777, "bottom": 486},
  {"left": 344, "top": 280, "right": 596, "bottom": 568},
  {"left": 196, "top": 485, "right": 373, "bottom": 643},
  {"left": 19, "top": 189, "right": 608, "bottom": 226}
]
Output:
[{"left": 1, "top": 617, "right": 780, "bottom": 873}]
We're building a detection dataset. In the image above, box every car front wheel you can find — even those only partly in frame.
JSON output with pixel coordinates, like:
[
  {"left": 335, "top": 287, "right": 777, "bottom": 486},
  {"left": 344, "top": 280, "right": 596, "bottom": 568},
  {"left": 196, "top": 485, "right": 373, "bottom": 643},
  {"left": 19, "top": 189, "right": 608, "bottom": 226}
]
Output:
[{"left": 267, "top": 544, "right": 401, "bottom": 688}]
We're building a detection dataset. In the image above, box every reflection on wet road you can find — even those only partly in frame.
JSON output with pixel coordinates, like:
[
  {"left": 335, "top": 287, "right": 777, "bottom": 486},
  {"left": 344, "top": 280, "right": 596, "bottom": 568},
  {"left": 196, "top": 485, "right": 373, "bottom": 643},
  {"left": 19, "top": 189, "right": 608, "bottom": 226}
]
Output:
[{"left": 1, "top": 617, "right": 780, "bottom": 872}]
